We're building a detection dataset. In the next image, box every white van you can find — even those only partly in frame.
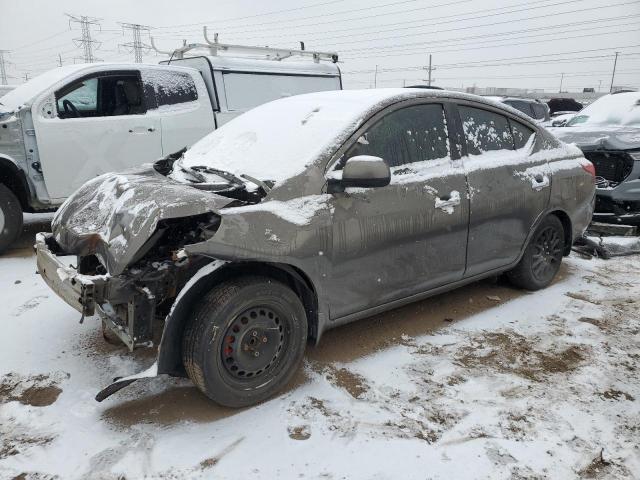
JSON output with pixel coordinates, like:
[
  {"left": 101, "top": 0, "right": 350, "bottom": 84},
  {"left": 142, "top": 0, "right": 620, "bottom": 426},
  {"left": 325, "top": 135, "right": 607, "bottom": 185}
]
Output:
[{"left": 0, "top": 43, "right": 340, "bottom": 252}]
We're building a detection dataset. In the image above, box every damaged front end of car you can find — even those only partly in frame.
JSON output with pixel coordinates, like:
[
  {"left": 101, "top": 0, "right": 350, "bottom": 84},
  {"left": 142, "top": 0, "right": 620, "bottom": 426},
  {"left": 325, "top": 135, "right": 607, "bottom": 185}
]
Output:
[
  {"left": 37, "top": 212, "right": 220, "bottom": 349},
  {"left": 35, "top": 162, "right": 260, "bottom": 397}
]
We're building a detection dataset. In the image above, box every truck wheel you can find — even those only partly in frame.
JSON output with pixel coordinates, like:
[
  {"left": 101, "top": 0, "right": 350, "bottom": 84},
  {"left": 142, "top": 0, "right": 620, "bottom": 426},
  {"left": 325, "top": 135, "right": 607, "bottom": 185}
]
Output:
[
  {"left": 182, "top": 276, "right": 307, "bottom": 408},
  {"left": 0, "top": 184, "right": 23, "bottom": 254},
  {"left": 506, "top": 215, "right": 565, "bottom": 291}
]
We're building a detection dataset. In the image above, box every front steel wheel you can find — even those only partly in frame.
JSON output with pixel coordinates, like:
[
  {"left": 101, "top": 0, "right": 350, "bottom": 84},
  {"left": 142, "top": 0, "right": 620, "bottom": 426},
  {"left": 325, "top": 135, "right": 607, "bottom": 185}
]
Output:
[
  {"left": 182, "top": 276, "right": 307, "bottom": 407},
  {"left": 507, "top": 215, "right": 565, "bottom": 290}
]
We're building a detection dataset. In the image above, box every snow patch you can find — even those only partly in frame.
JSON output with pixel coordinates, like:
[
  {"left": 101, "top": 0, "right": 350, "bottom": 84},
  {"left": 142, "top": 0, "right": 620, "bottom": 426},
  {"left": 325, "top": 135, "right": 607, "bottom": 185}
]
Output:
[{"left": 223, "top": 194, "right": 333, "bottom": 225}]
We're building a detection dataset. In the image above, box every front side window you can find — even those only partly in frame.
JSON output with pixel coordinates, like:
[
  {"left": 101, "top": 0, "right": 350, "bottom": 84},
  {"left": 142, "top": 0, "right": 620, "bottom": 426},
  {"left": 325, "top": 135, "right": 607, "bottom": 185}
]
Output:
[
  {"left": 459, "top": 105, "right": 514, "bottom": 155},
  {"left": 56, "top": 73, "right": 145, "bottom": 118},
  {"left": 343, "top": 104, "right": 450, "bottom": 169}
]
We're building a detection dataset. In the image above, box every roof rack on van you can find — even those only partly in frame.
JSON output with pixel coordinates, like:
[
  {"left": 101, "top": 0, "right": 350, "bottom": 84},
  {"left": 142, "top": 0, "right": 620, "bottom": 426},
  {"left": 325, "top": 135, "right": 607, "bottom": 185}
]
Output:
[{"left": 150, "top": 26, "right": 338, "bottom": 63}]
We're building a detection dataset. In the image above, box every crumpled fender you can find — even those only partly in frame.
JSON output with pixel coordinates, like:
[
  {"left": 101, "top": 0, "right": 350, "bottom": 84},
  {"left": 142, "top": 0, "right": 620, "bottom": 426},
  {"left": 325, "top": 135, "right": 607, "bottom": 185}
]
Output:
[{"left": 95, "top": 260, "right": 226, "bottom": 402}]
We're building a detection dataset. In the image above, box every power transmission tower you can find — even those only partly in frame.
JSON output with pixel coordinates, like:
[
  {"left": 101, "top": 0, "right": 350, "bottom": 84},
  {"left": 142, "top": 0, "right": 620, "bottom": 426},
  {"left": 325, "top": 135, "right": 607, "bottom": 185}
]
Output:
[
  {"left": 119, "top": 23, "right": 152, "bottom": 63},
  {"left": 66, "top": 13, "right": 102, "bottom": 63},
  {"left": 0, "top": 50, "right": 9, "bottom": 85}
]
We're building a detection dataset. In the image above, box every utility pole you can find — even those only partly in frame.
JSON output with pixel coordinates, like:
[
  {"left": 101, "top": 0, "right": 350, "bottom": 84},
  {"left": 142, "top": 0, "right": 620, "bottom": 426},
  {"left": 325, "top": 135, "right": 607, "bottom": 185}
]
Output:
[
  {"left": 66, "top": 13, "right": 102, "bottom": 63},
  {"left": 0, "top": 50, "right": 9, "bottom": 85},
  {"left": 609, "top": 51, "right": 620, "bottom": 93},
  {"left": 598, "top": 79, "right": 602, "bottom": 92},
  {"left": 424, "top": 54, "right": 435, "bottom": 87},
  {"left": 374, "top": 64, "right": 378, "bottom": 88},
  {"left": 559, "top": 73, "right": 564, "bottom": 93},
  {"left": 119, "top": 23, "right": 152, "bottom": 63}
]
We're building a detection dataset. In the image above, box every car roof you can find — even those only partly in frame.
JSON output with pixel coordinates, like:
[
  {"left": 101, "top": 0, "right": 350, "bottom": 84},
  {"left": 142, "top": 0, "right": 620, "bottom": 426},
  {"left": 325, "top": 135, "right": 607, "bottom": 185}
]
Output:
[{"left": 0, "top": 63, "right": 195, "bottom": 113}]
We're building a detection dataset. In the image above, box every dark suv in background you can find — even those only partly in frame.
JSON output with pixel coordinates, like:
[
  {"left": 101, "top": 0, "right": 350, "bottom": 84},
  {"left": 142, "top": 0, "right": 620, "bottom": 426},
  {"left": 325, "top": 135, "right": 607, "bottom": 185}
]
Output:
[{"left": 485, "top": 96, "right": 550, "bottom": 122}]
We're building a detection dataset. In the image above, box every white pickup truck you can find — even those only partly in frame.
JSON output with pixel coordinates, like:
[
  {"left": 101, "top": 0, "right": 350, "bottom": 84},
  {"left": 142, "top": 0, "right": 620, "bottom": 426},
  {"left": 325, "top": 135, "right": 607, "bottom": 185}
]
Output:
[{"left": 0, "top": 44, "right": 341, "bottom": 252}]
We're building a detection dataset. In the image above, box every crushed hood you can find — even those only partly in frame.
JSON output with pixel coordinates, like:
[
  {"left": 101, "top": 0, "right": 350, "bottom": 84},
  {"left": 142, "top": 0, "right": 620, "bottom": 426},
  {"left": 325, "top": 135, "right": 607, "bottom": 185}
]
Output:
[
  {"left": 549, "top": 126, "right": 640, "bottom": 151},
  {"left": 52, "top": 165, "right": 235, "bottom": 275}
]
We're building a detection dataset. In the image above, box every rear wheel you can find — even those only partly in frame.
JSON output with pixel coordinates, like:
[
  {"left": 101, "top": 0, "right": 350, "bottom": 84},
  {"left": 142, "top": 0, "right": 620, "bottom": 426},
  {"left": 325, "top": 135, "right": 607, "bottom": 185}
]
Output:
[
  {"left": 182, "top": 276, "right": 307, "bottom": 407},
  {"left": 507, "top": 215, "right": 565, "bottom": 290},
  {"left": 0, "top": 184, "right": 23, "bottom": 254}
]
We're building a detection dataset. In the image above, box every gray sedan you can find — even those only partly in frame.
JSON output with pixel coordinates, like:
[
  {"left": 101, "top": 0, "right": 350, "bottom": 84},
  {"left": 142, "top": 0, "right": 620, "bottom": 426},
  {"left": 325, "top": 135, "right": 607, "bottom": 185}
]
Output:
[{"left": 36, "top": 89, "right": 595, "bottom": 407}]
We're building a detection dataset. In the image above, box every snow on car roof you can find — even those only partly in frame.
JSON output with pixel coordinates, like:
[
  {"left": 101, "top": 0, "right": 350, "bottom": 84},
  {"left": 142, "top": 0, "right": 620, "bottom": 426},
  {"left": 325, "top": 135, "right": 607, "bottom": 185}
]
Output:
[
  {"left": 566, "top": 91, "right": 640, "bottom": 127},
  {"left": 179, "top": 88, "right": 533, "bottom": 185},
  {"left": 0, "top": 63, "right": 195, "bottom": 113}
]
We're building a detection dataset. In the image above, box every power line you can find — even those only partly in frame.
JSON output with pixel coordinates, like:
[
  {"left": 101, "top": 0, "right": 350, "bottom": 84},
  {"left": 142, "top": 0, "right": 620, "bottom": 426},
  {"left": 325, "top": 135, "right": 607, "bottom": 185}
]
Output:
[
  {"left": 339, "top": 16, "right": 640, "bottom": 58},
  {"left": 343, "top": 45, "right": 640, "bottom": 74},
  {"left": 66, "top": 13, "right": 102, "bottom": 63},
  {"left": 208, "top": 0, "right": 582, "bottom": 41},
  {"left": 327, "top": 0, "right": 640, "bottom": 49},
  {"left": 154, "top": 0, "right": 347, "bottom": 29},
  {"left": 342, "top": 26, "right": 640, "bottom": 63},
  {"left": 152, "top": 0, "right": 472, "bottom": 37},
  {"left": 11, "top": 30, "right": 71, "bottom": 52},
  {"left": 119, "top": 23, "right": 152, "bottom": 63}
]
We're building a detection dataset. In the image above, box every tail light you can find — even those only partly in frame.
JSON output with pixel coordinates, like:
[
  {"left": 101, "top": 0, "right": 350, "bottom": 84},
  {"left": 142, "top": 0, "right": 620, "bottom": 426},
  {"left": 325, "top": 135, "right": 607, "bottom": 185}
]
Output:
[{"left": 581, "top": 160, "right": 596, "bottom": 182}]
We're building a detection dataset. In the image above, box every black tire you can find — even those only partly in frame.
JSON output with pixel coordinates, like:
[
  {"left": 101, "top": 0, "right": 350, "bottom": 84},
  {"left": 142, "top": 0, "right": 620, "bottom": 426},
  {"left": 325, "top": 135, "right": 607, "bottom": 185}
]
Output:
[
  {"left": 0, "top": 184, "right": 23, "bottom": 255},
  {"left": 182, "top": 276, "right": 307, "bottom": 408},
  {"left": 506, "top": 215, "right": 565, "bottom": 291}
]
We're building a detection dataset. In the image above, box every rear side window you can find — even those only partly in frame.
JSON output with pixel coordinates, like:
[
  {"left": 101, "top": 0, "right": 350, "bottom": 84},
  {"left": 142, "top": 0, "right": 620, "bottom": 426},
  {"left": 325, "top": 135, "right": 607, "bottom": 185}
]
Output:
[
  {"left": 459, "top": 105, "right": 514, "bottom": 155},
  {"left": 222, "top": 72, "right": 340, "bottom": 111},
  {"left": 153, "top": 71, "right": 198, "bottom": 107},
  {"left": 503, "top": 100, "right": 534, "bottom": 118},
  {"left": 344, "top": 104, "right": 450, "bottom": 168},
  {"left": 531, "top": 103, "right": 547, "bottom": 120},
  {"left": 510, "top": 119, "right": 535, "bottom": 149}
]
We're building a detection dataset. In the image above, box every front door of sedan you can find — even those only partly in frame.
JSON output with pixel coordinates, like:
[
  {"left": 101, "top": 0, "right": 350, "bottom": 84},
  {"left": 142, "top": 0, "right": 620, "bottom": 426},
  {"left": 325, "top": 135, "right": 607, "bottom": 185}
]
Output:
[
  {"left": 324, "top": 102, "right": 470, "bottom": 320},
  {"left": 456, "top": 102, "right": 551, "bottom": 276},
  {"left": 33, "top": 70, "right": 162, "bottom": 201}
]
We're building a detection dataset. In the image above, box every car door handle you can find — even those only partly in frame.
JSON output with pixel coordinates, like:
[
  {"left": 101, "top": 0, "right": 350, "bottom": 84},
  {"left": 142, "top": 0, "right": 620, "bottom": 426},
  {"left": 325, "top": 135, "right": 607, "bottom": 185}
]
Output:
[
  {"left": 128, "top": 127, "right": 155, "bottom": 134},
  {"left": 532, "top": 174, "right": 550, "bottom": 191}
]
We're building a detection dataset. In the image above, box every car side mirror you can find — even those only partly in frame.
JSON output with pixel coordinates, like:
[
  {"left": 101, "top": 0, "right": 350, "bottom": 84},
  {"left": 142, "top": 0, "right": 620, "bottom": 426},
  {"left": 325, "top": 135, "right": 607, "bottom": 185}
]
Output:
[{"left": 328, "top": 155, "right": 391, "bottom": 193}]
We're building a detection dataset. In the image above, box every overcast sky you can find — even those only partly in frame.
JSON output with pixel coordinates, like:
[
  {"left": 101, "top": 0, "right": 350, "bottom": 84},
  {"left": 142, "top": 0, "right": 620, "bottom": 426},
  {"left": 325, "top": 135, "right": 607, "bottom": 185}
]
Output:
[{"left": 1, "top": 0, "right": 639, "bottom": 91}]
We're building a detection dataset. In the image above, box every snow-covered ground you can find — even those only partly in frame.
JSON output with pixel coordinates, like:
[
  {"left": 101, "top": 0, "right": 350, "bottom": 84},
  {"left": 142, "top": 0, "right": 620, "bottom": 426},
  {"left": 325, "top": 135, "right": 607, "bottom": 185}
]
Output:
[{"left": 1, "top": 219, "right": 639, "bottom": 479}]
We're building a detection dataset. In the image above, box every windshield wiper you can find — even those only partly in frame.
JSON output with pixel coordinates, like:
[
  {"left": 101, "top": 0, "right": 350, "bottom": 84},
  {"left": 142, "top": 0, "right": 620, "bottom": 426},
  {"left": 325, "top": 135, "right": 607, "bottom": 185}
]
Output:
[
  {"left": 240, "top": 173, "right": 272, "bottom": 193},
  {"left": 189, "top": 165, "right": 246, "bottom": 188}
]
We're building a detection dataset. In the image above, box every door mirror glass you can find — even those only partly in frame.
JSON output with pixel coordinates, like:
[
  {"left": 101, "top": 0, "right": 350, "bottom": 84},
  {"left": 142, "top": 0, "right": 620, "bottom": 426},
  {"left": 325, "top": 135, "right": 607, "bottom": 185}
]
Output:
[{"left": 329, "top": 155, "right": 391, "bottom": 193}]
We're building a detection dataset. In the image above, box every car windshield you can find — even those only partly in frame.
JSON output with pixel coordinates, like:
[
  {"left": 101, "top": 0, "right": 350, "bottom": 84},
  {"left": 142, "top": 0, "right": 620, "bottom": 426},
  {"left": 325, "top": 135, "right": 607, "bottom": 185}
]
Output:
[
  {"left": 177, "top": 89, "right": 408, "bottom": 185},
  {"left": 565, "top": 92, "right": 640, "bottom": 127}
]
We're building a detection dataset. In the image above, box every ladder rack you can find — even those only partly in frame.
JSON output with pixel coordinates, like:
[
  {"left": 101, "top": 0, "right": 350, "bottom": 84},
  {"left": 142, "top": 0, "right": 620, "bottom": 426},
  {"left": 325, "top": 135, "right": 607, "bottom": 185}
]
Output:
[{"left": 151, "top": 26, "right": 338, "bottom": 63}]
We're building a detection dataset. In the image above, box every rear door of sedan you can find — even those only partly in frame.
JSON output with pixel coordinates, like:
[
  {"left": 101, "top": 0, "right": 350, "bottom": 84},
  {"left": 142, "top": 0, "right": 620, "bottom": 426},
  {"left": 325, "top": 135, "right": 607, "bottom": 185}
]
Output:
[
  {"left": 325, "top": 99, "right": 470, "bottom": 320},
  {"left": 454, "top": 101, "right": 551, "bottom": 276}
]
